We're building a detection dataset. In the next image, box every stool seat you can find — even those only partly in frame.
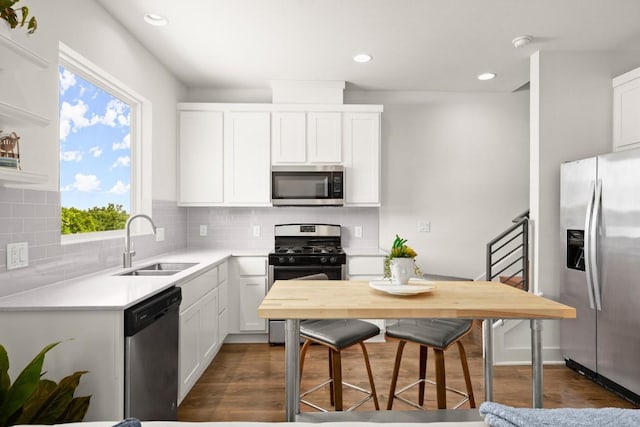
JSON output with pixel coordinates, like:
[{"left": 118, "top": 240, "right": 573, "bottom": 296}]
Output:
[
  {"left": 301, "top": 319, "right": 380, "bottom": 349},
  {"left": 386, "top": 319, "right": 473, "bottom": 350}
]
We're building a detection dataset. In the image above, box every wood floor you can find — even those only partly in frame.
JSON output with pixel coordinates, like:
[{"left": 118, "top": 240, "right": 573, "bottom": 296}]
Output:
[{"left": 178, "top": 329, "right": 638, "bottom": 422}]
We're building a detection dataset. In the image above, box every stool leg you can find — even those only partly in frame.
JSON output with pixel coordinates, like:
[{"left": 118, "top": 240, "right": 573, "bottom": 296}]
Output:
[
  {"left": 328, "top": 348, "right": 335, "bottom": 407},
  {"left": 300, "top": 340, "right": 312, "bottom": 379},
  {"left": 457, "top": 341, "right": 476, "bottom": 408},
  {"left": 331, "top": 349, "right": 343, "bottom": 410},
  {"left": 418, "top": 345, "right": 428, "bottom": 406},
  {"left": 386, "top": 340, "right": 406, "bottom": 410},
  {"left": 359, "top": 342, "right": 380, "bottom": 410},
  {"left": 434, "top": 348, "right": 447, "bottom": 409}
]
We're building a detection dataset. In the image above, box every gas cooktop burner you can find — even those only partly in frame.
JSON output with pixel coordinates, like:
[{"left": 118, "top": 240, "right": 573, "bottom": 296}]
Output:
[{"left": 275, "top": 245, "right": 342, "bottom": 255}]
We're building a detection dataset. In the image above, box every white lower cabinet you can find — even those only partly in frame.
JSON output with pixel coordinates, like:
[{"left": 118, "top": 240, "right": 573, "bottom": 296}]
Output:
[
  {"left": 347, "top": 254, "right": 386, "bottom": 341},
  {"left": 178, "top": 261, "right": 228, "bottom": 403},
  {"left": 228, "top": 256, "right": 268, "bottom": 335}
]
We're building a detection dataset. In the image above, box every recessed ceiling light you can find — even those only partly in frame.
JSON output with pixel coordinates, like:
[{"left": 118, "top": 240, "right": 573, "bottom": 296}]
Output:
[
  {"left": 512, "top": 35, "right": 533, "bottom": 48},
  {"left": 353, "top": 53, "right": 372, "bottom": 63},
  {"left": 144, "top": 13, "right": 168, "bottom": 26},
  {"left": 478, "top": 72, "right": 496, "bottom": 81}
]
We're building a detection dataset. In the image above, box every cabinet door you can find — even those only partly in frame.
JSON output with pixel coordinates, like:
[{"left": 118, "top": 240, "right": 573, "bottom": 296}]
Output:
[
  {"left": 178, "top": 111, "right": 224, "bottom": 205},
  {"left": 224, "top": 112, "right": 271, "bottom": 204},
  {"left": 343, "top": 112, "right": 381, "bottom": 205},
  {"left": 613, "top": 77, "right": 640, "bottom": 151},
  {"left": 307, "top": 112, "right": 342, "bottom": 163},
  {"left": 199, "top": 289, "right": 219, "bottom": 362},
  {"left": 272, "top": 112, "right": 306, "bottom": 164},
  {"left": 238, "top": 276, "right": 267, "bottom": 332},
  {"left": 218, "top": 309, "right": 229, "bottom": 343},
  {"left": 179, "top": 303, "right": 200, "bottom": 399}
]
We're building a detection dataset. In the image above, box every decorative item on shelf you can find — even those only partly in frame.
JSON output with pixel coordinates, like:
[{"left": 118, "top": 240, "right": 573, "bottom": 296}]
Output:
[
  {"left": 384, "top": 234, "right": 423, "bottom": 284},
  {"left": 0, "top": 130, "right": 20, "bottom": 169},
  {"left": 0, "top": 0, "right": 37, "bottom": 34}
]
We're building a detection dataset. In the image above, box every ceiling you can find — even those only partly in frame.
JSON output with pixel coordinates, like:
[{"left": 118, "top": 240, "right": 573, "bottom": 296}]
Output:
[{"left": 97, "top": 0, "right": 640, "bottom": 93}]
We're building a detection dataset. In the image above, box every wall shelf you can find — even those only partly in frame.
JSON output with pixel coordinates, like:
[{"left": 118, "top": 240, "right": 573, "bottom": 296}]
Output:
[
  {"left": 0, "top": 101, "right": 50, "bottom": 127},
  {"left": 0, "top": 33, "right": 49, "bottom": 70},
  {"left": 0, "top": 167, "right": 47, "bottom": 186}
]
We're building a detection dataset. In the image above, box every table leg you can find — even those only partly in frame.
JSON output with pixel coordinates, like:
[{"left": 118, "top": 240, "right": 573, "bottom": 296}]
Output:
[
  {"left": 285, "top": 319, "right": 300, "bottom": 422},
  {"left": 483, "top": 318, "right": 494, "bottom": 402},
  {"left": 531, "top": 319, "right": 543, "bottom": 408}
]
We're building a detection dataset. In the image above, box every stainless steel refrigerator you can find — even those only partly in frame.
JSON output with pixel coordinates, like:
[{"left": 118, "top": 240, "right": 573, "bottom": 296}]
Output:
[{"left": 560, "top": 149, "right": 640, "bottom": 403}]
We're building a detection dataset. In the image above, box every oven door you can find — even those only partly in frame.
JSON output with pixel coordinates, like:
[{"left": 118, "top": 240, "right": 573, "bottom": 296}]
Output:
[{"left": 267, "top": 265, "right": 344, "bottom": 344}]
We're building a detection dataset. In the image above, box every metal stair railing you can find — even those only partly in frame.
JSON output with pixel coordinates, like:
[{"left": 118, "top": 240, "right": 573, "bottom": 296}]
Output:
[{"left": 486, "top": 210, "right": 529, "bottom": 292}]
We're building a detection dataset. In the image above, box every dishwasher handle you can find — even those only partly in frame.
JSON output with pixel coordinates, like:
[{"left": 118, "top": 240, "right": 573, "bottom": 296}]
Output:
[{"left": 125, "top": 286, "right": 182, "bottom": 337}]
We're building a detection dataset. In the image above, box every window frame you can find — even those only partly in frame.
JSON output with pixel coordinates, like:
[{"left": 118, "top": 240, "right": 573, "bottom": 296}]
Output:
[{"left": 59, "top": 42, "right": 153, "bottom": 243}]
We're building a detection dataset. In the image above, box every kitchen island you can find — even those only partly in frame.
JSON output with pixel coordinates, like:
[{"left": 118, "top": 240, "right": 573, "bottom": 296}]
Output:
[{"left": 258, "top": 279, "right": 576, "bottom": 421}]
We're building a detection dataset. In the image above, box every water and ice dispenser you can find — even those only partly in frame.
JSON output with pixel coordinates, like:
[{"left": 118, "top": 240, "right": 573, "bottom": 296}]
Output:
[{"left": 566, "top": 229, "right": 585, "bottom": 271}]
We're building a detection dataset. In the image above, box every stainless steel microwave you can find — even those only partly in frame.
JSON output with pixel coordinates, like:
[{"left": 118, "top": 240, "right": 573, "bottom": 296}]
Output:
[{"left": 271, "top": 165, "right": 344, "bottom": 206}]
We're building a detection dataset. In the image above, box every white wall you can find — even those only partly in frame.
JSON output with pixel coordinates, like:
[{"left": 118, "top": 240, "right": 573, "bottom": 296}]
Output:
[
  {"left": 4, "top": 0, "right": 186, "bottom": 200},
  {"left": 350, "top": 91, "right": 530, "bottom": 279}
]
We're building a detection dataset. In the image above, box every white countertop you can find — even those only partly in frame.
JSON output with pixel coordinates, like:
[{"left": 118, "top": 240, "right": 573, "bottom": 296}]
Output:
[
  {"left": 0, "top": 249, "right": 233, "bottom": 311},
  {"left": 343, "top": 247, "right": 388, "bottom": 256}
]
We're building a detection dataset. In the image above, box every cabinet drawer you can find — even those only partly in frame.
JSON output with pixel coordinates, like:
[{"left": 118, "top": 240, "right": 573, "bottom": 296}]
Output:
[
  {"left": 236, "top": 257, "right": 267, "bottom": 276},
  {"left": 218, "top": 261, "right": 228, "bottom": 283},
  {"left": 348, "top": 256, "right": 384, "bottom": 276},
  {"left": 180, "top": 267, "right": 217, "bottom": 310}
]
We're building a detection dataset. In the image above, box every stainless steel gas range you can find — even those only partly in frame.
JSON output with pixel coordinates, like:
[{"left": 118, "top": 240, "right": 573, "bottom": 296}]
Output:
[{"left": 267, "top": 223, "right": 346, "bottom": 344}]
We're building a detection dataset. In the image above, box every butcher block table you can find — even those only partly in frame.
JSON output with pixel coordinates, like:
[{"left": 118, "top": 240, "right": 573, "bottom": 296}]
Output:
[{"left": 258, "top": 279, "right": 576, "bottom": 421}]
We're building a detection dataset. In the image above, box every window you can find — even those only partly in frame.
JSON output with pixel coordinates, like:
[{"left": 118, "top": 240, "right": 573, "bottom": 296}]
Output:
[{"left": 58, "top": 43, "right": 152, "bottom": 241}]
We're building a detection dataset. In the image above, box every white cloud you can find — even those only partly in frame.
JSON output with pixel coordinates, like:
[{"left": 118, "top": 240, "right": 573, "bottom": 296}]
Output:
[
  {"left": 109, "top": 180, "right": 130, "bottom": 195},
  {"left": 59, "top": 100, "right": 91, "bottom": 141},
  {"left": 59, "top": 69, "right": 76, "bottom": 95},
  {"left": 60, "top": 150, "right": 83, "bottom": 162},
  {"left": 112, "top": 133, "right": 130, "bottom": 151},
  {"left": 93, "top": 99, "right": 130, "bottom": 128},
  {"left": 66, "top": 173, "right": 101, "bottom": 192},
  {"left": 89, "top": 146, "right": 103, "bottom": 157},
  {"left": 111, "top": 156, "right": 130, "bottom": 169}
]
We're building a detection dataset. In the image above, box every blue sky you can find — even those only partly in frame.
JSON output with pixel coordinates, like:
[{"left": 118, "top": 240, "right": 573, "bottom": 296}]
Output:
[{"left": 58, "top": 65, "right": 131, "bottom": 212}]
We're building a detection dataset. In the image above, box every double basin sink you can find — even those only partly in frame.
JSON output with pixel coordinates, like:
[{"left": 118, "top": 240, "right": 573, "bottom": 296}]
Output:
[{"left": 117, "top": 262, "right": 198, "bottom": 277}]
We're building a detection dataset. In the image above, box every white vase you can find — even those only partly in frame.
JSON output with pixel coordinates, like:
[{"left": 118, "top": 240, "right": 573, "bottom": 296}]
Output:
[{"left": 390, "top": 258, "right": 414, "bottom": 285}]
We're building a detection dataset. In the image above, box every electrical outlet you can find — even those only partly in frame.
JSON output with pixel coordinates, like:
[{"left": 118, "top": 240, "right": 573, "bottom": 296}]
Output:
[
  {"left": 7, "top": 242, "right": 28, "bottom": 270},
  {"left": 418, "top": 221, "right": 431, "bottom": 232},
  {"left": 252, "top": 225, "right": 261, "bottom": 237},
  {"left": 354, "top": 225, "right": 363, "bottom": 238},
  {"left": 155, "top": 227, "right": 165, "bottom": 242},
  {"left": 199, "top": 225, "right": 208, "bottom": 236}
]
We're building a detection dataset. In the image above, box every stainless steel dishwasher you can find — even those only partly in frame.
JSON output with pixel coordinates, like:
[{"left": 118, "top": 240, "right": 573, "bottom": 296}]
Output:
[{"left": 124, "top": 286, "right": 182, "bottom": 420}]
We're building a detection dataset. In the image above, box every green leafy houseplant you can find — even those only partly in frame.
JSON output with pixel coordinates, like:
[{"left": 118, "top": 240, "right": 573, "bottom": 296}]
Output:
[
  {"left": 384, "top": 234, "right": 423, "bottom": 279},
  {"left": 0, "top": 342, "right": 91, "bottom": 427},
  {"left": 0, "top": 0, "right": 37, "bottom": 34}
]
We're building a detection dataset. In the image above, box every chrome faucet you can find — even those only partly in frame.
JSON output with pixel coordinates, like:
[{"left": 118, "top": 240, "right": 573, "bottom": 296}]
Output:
[{"left": 123, "top": 214, "right": 157, "bottom": 268}]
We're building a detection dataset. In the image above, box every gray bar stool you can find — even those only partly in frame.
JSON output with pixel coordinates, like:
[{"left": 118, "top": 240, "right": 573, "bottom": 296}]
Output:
[
  {"left": 294, "top": 273, "right": 380, "bottom": 412},
  {"left": 386, "top": 318, "right": 475, "bottom": 410}
]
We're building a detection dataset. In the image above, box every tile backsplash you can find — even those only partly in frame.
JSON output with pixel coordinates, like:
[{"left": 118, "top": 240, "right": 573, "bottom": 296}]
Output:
[
  {"left": 0, "top": 187, "right": 187, "bottom": 298},
  {"left": 0, "top": 186, "right": 379, "bottom": 298},
  {"left": 187, "top": 206, "right": 379, "bottom": 250}
]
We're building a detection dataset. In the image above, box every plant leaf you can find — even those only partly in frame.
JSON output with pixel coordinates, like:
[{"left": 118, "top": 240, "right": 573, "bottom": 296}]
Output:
[
  {"left": 0, "top": 341, "right": 60, "bottom": 427},
  {"left": 0, "top": 345, "right": 10, "bottom": 410},
  {"left": 17, "top": 5, "right": 26, "bottom": 26},
  {"left": 58, "top": 395, "right": 91, "bottom": 423},
  {"left": 15, "top": 379, "right": 56, "bottom": 424},
  {"left": 30, "top": 371, "right": 88, "bottom": 425}
]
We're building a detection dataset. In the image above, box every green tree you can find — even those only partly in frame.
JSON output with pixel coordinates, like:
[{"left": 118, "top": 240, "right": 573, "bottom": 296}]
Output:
[{"left": 61, "top": 204, "right": 129, "bottom": 235}]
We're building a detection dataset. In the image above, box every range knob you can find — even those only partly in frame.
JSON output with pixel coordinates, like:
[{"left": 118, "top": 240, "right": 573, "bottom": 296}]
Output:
[
  {"left": 329, "top": 256, "right": 337, "bottom": 264},
  {"left": 278, "top": 257, "right": 286, "bottom": 264},
  {"left": 320, "top": 257, "right": 328, "bottom": 264},
  {"left": 288, "top": 256, "right": 295, "bottom": 264}
]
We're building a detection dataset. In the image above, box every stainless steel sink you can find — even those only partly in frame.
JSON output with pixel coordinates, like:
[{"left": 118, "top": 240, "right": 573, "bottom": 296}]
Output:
[
  {"left": 116, "top": 262, "right": 198, "bottom": 276},
  {"left": 137, "top": 262, "right": 198, "bottom": 271}
]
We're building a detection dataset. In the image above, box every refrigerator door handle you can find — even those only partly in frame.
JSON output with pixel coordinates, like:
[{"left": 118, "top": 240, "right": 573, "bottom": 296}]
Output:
[
  {"left": 590, "top": 179, "right": 603, "bottom": 311},
  {"left": 583, "top": 180, "right": 597, "bottom": 310}
]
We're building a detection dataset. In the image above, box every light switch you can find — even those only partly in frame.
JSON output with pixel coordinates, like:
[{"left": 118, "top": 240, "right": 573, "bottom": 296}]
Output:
[
  {"left": 7, "top": 242, "right": 28, "bottom": 270},
  {"left": 155, "top": 227, "right": 165, "bottom": 242},
  {"left": 199, "top": 225, "right": 208, "bottom": 236},
  {"left": 354, "top": 226, "right": 363, "bottom": 238},
  {"left": 252, "top": 225, "right": 261, "bottom": 237},
  {"left": 418, "top": 221, "right": 431, "bottom": 232}
]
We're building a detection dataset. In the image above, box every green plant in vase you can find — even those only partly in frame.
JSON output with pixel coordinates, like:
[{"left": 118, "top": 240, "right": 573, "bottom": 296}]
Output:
[
  {"left": 0, "top": 0, "right": 37, "bottom": 34},
  {"left": 384, "top": 235, "right": 423, "bottom": 282},
  {"left": 0, "top": 341, "right": 91, "bottom": 427}
]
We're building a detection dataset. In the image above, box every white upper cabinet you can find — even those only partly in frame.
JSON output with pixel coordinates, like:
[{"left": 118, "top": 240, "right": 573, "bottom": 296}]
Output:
[
  {"left": 224, "top": 111, "right": 271, "bottom": 205},
  {"left": 271, "top": 112, "right": 307, "bottom": 163},
  {"left": 613, "top": 67, "right": 640, "bottom": 151},
  {"left": 343, "top": 112, "right": 381, "bottom": 206},
  {"left": 177, "top": 110, "right": 223, "bottom": 206},
  {"left": 307, "top": 112, "right": 342, "bottom": 163}
]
